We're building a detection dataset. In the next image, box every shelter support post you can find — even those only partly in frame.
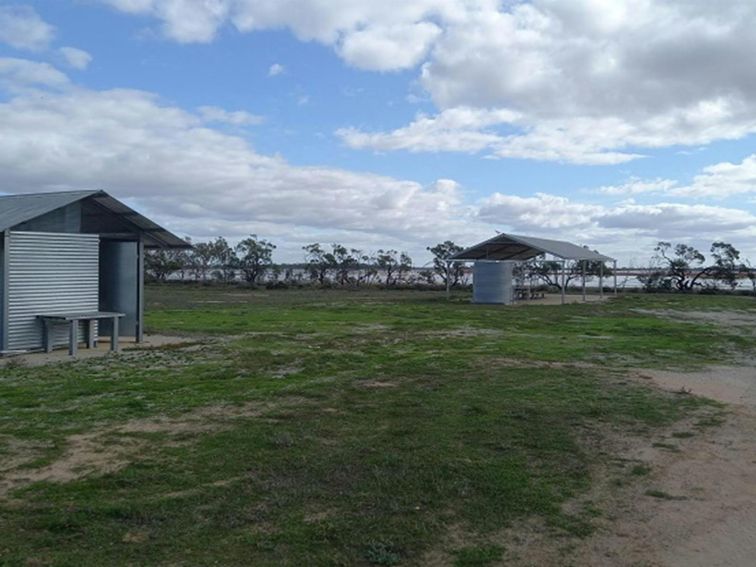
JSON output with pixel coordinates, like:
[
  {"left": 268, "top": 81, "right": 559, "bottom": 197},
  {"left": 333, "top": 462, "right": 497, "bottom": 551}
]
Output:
[
  {"left": 560, "top": 261, "right": 566, "bottom": 305},
  {"left": 136, "top": 238, "right": 144, "bottom": 343},
  {"left": 581, "top": 260, "right": 586, "bottom": 302},
  {"left": 613, "top": 260, "right": 617, "bottom": 295},
  {"left": 445, "top": 261, "right": 451, "bottom": 300},
  {"left": 599, "top": 262, "right": 604, "bottom": 299}
]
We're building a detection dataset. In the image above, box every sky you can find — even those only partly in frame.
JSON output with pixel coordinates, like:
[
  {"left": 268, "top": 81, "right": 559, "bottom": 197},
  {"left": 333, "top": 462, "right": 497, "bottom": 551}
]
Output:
[{"left": 1, "top": 0, "right": 756, "bottom": 266}]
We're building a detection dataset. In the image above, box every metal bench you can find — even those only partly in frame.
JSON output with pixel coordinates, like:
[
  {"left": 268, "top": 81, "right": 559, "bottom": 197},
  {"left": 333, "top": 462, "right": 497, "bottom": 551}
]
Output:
[{"left": 37, "top": 312, "right": 125, "bottom": 356}]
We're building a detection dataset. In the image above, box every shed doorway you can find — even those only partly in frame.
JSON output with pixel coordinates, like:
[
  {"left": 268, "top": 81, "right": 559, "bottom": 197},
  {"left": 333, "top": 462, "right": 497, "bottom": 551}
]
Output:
[{"left": 99, "top": 239, "right": 144, "bottom": 342}]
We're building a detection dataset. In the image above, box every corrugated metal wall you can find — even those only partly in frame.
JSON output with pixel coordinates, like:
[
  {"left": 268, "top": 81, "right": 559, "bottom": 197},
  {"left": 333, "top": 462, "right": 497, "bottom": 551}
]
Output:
[{"left": 7, "top": 231, "right": 99, "bottom": 351}]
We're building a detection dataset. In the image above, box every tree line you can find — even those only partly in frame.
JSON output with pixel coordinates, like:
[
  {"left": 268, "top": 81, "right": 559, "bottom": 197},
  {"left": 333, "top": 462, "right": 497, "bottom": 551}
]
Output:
[
  {"left": 145, "top": 236, "right": 469, "bottom": 288},
  {"left": 146, "top": 235, "right": 755, "bottom": 293}
]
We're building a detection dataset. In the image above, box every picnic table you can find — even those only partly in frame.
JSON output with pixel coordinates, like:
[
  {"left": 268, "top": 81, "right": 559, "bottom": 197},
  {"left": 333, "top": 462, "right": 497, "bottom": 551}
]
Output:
[
  {"left": 37, "top": 312, "right": 125, "bottom": 356},
  {"left": 514, "top": 288, "right": 546, "bottom": 301}
]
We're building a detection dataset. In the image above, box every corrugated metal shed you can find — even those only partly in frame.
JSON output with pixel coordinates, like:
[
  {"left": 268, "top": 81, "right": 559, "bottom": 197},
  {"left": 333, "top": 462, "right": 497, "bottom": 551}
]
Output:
[
  {"left": 0, "top": 190, "right": 190, "bottom": 248},
  {"left": 451, "top": 233, "right": 614, "bottom": 262},
  {"left": 0, "top": 189, "right": 188, "bottom": 353}
]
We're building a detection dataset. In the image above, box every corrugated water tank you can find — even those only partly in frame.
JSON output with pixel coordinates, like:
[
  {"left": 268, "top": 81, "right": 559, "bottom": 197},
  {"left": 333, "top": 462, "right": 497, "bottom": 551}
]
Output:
[{"left": 472, "top": 261, "right": 514, "bottom": 304}]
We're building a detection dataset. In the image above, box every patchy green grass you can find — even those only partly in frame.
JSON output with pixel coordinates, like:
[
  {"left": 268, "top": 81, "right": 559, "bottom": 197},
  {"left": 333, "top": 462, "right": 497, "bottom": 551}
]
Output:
[
  {"left": 146, "top": 286, "right": 755, "bottom": 368},
  {"left": 0, "top": 286, "right": 749, "bottom": 565},
  {"left": 453, "top": 544, "right": 504, "bottom": 566}
]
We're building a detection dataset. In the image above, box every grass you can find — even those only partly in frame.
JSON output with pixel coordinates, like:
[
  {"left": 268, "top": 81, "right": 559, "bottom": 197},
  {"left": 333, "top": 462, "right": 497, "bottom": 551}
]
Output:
[{"left": 0, "top": 286, "right": 751, "bottom": 565}]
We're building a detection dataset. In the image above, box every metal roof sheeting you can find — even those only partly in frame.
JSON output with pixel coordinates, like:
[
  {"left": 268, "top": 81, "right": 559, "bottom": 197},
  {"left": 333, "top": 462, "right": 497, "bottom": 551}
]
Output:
[
  {"left": 0, "top": 190, "right": 190, "bottom": 248},
  {"left": 451, "top": 233, "right": 614, "bottom": 262}
]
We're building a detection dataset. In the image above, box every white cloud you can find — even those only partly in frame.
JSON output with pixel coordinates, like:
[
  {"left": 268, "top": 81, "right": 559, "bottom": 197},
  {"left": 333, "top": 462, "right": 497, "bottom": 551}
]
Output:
[
  {"left": 0, "top": 5, "right": 55, "bottom": 51},
  {"left": 337, "top": 22, "right": 441, "bottom": 71},
  {"left": 338, "top": 100, "right": 756, "bottom": 165},
  {"left": 101, "top": 0, "right": 460, "bottom": 70},
  {"left": 597, "top": 178, "right": 679, "bottom": 196},
  {"left": 671, "top": 154, "right": 756, "bottom": 198},
  {"left": 197, "top": 105, "right": 263, "bottom": 126},
  {"left": 477, "top": 192, "right": 756, "bottom": 256},
  {"left": 0, "top": 57, "right": 69, "bottom": 89},
  {"left": 337, "top": 107, "right": 520, "bottom": 153},
  {"left": 105, "top": 0, "right": 230, "bottom": 43},
  {"left": 0, "top": 69, "right": 480, "bottom": 260},
  {"left": 103, "top": 0, "right": 756, "bottom": 162},
  {"left": 597, "top": 202, "right": 756, "bottom": 238},
  {"left": 59, "top": 47, "right": 93, "bottom": 70},
  {"left": 268, "top": 63, "right": 284, "bottom": 76},
  {"left": 478, "top": 193, "right": 603, "bottom": 231}
]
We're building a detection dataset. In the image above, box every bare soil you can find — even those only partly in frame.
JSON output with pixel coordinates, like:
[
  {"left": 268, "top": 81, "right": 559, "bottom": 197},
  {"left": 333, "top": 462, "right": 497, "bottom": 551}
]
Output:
[
  {"left": 531, "top": 364, "right": 756, "bottom": 566},
  {"left": 423, "top": 364, "right": 756, "bottom": 566},
  {"left": 0, "top": 398, "right": 295, "bottom": 500},
  {"left": 607, "top": 364, "right": 756, "bottom": 567},
  {"left": 0, "top": 335, "right": 196, "bottom": 367}
]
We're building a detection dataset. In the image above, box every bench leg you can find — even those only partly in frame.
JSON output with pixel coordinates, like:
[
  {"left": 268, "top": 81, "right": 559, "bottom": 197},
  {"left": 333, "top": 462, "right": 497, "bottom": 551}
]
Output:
[
  {"left": 86, "top": 320, "right": 97, "bottom": 349},
  {"left": 42, "top": 320, "right": 53, "bottom": 353},
  {"left": 110, "top": 317, "right": 119, "bottom": 352},
  {"left": 69, "top": 320, "right": 78, "bottom": 357}
]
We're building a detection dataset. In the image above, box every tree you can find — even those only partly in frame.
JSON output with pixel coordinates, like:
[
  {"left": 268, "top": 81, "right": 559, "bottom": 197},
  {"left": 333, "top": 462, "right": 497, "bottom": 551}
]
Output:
[
  {"left": 397, "top": 252, "right": 413, "bottom": 284},
  {"left": 236, "top": 234, "right": 276, "bottom": 284},
  {"left": 269, "top": 264, "right": 283, "bottom": 283},
  {"left": 303, "top": 243, "right": 333, "bottom": 285},
  {"left": 427, "top": 241, "right": 464, "bottom": 287},
  {"left": 358, "top": 252, "right": 380, "bottom": 286},
  {"left": 376, "top": 249, "right": 413, "bottom": 287},
  {"left": 637, "top": 268, "right": 672, "bottom": 292},
  {"left": 331, "top": 244, "right": 361, "bottom": 286},
  {"left": 210, "top": 236, "right": 237, "bottom": 283},
  {"left": 709, "top": 241, "right": 741, "bottom": 290},
  {"left": 145, "top": 248, "right": 183, "bottom": 282},
  {"left": 743, "top": 260, "right": 756, "bottom": 295},
  {"left": 641, "top": 240, "right": 745, "bottom": 292},
  {"left": 190, "top": 241, "right": 215, "bottom": 281},
  {"left": 653, "top": 241, "right": 709, "bottom": 292},
  {"left": 172, "top": 237, "right": 193, "bottom": 280}
]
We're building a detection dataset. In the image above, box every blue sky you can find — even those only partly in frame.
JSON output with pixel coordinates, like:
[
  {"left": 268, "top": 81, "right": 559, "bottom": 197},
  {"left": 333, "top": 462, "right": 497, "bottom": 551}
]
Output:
[{"left": 1, "top": 1, "right": 756, "bottom": 265}]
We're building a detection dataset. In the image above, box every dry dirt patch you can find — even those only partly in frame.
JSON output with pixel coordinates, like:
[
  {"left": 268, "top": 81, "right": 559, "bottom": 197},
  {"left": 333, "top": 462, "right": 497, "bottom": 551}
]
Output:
[
  {"left": 570, "top": 365, "right": 756, "bottom": 567},
  {"left": 638, "top": 365, "right": 756, "bottom": 407},
  {"left": 424, "top": 365, "right": 756, "bottom": 567},
  {"left": 0, "top": 399, "right": 289, "bottom": 499}
]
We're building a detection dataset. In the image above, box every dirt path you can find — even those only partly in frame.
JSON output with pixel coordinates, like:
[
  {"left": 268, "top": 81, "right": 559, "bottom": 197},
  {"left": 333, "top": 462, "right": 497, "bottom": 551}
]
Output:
[{"left": 577, "top": 365, "right": 756, "bottom": 567}]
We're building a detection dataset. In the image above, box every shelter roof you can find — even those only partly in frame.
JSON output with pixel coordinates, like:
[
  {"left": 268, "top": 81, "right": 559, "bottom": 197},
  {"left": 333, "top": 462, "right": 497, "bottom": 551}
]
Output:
[
  {"left": 0, "top": 190, "right": 190, "bottom": 248},
  {"left": 451, "top": 233, "right": 614, "bottom": 262}
]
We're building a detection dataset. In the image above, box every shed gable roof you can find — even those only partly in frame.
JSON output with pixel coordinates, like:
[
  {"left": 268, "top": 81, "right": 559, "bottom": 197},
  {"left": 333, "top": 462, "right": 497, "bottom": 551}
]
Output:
[
  {"left": 0, "top": 190, "right": 97, "bottom": 232},
  {"left": 0, "top": 190, "right": 190, "bottom": 248},
  {"left": 451, "top": 233, "right": 614, "bottom": 262}
]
